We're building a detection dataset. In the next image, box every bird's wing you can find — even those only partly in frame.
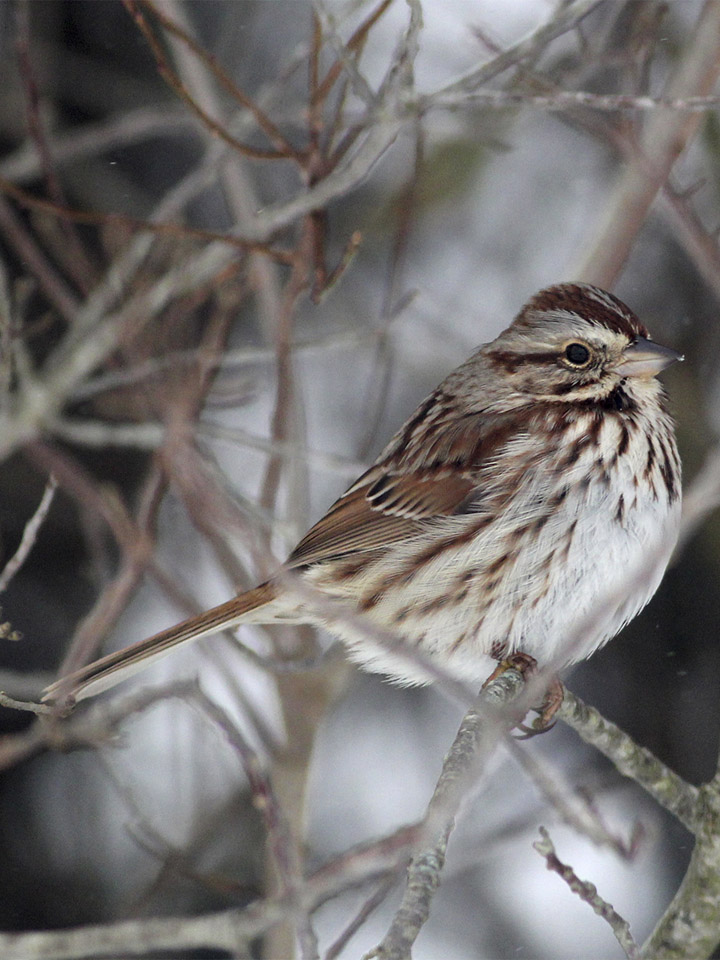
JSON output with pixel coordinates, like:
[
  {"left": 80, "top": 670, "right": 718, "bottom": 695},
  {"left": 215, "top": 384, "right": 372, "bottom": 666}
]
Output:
[{"left": 287, "top": 404, "right": 515, "bottom": 568}]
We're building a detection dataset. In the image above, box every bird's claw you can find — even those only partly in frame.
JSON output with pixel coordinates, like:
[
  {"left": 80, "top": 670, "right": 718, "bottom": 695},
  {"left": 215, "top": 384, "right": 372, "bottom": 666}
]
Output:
[{"left": 484, "top": 653, "right": 564, "bottom": 738}]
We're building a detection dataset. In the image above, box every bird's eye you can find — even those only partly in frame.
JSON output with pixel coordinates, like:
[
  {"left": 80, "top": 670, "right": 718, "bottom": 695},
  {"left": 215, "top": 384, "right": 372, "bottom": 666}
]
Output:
[{"left": 563, "top": 342, "right": 591, "bottom": 367}]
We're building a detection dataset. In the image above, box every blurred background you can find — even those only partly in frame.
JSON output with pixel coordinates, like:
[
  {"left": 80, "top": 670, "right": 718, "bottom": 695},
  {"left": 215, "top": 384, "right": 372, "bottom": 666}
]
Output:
[{"left": 0, "top": 1, "right": 717, "bottom": 957}]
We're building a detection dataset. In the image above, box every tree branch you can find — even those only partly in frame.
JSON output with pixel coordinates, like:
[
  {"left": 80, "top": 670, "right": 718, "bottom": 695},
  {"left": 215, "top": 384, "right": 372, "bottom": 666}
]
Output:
[
  {"left": 366, "top": 665, "right": 528, "bottom": 960},
  {"left": 574, "top": 0, "right": 720, "bottom": 287},
  {"left": 534, "top": 826, "right": 640, "bottom": 959},
  {"left": 558, "top": 690, "right": 700, "bottom": 834},
  {"left": 641, "top": 772, "right": 720, "bottom": 959}
]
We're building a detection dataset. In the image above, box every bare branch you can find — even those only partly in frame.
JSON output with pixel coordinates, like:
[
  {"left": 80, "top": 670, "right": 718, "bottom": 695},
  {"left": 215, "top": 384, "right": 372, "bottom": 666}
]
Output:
[
  {"left": 574, "top": 0, "right": 720, "bottom": 287},
  {"left": 0, "top": 106, "right": 194, "bottom": 184},
  {"left": 641, "top": 772, "right": 720, "bottom": 958},
  {"left": 0, "top": 195, "right": 78, "bottom": 323},
  {"left": 506, "top": 735, "right": 643, "bottom": 857},
  {"left": 0, "top": 691, "right": 54, "bottom": 715},
  {"left": 122, "top": 0, "right": 291, "bottom": 161},
  {"left": 141, "top": 0, "right": 301, "bottom": 158},
  {"left": 429, "top": 0, "right": 602, "bottom": 100},
  {"left": 431, "top": 90, "right": 720, "bottom": 113},
  {"left": 366, "top": 665, "right": 529, "bottom": 960},
  {"left": 558, "top": 689, "right": 700, "bottom": 834},
  {"left": 0, "top": 475, "right": 57, "bottom": 593},
  {"left": 324, "top": 876, "right": 398, "bottom": 960},
  {"left": 534, "top": 826, "right": 640, "bottom": 959}
]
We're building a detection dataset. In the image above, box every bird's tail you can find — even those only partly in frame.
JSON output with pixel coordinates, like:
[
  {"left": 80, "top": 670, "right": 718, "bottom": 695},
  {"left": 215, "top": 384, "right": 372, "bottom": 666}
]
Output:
[{"left": 43, "top": 582, "right": 276, "bottom": 706}]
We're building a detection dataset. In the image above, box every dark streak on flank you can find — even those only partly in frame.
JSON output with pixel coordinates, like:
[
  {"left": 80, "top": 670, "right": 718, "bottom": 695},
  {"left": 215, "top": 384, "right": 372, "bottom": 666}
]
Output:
[
  {"left": 358, "top": 592, "right": 383, "bottom": 611},
  {"left": 484, "top": 552, "right": 512, "bottom": 577},
  {"left": 645, "top": 437, "right": 656, "bottom": 479},
  {"left": 550, "top": 485, "right": 569, "bottom": 508},
  {"left": 658, "top": 438, "right": 679, "bottom": 501},
  {"left": 559, "top": 520, "right": 578, "bottom": 562},
  {"left": 393, "top": 606, "right": 412, "bottom": 624},
  {"left": 334, "top": 556, "right": 370, "bottom": 581},
  {"left": 617, "top": 423, "right": 630, "bottom": 457},
  {"left": 418, "top": 594, "right": 452, "bottom": 615},
  {"left": 387, "top": 515, "right": 494, "bottom": 586}
]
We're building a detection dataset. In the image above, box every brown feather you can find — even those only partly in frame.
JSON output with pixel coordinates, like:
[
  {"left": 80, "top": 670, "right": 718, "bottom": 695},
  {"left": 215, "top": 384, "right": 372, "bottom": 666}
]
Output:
[
  {"left": 44, "top": 583, "right": 275, "bottom": 704},
  {"left": 286, "top": 409, "right": 500, "bottom": 569},
  {"left": 287, "top": 482, "right": 422, "bottom": 568}
]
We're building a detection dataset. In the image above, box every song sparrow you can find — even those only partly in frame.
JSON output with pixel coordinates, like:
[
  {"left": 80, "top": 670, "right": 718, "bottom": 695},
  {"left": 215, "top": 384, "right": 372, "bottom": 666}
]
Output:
[{"left": 45, "top": 283, "right": 682, "bottom": 705}]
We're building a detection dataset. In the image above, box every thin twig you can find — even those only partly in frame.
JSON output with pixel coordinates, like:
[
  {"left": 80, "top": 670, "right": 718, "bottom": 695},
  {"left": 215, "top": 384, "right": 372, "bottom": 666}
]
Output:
[
  {"left": 430, "top": 90, "right": 720, "bottom": 112},
  {"left": 506, "top": 735, "right": 643, "bottom": 857},
  {"left": 0, "top": 475, "right": 57, "bottom": 593},
  {"left": 574, "top": 0, "right": 720, "bottom": 287},
  {"left": 430, "top": 0, "right": 602, "bottom": 100},
  {"left": 140, "top": 0, "right": 300, "bottom": 159},
  {"left": 324, "top": 875, "right": 399, "bottom": 960},
  {"left": 188, "top": 687, "right": 301, "bottom": 900},
  {"left": 0, "top": 173, "right": 292, "bottom": 261},
  {"left": 0, "top": 691, "right": 54, "bottom": 715},
  {"left": 659, "top": 180, "right": 720, "bottom": 311},
  {"left": 0, "top": 194, "right": 78, "bottom": 323},
  {"left": 123, "top": 0, "right": 289, "bottom": 161},
  {"left": 0, "top": 106, "right": 194, "bottom": 184},
  {"left": 534, "top": 826, "right": 640, "bottom": 959},
  {"left": 13, "top": 0, "right": 96, "bottom": 293}
]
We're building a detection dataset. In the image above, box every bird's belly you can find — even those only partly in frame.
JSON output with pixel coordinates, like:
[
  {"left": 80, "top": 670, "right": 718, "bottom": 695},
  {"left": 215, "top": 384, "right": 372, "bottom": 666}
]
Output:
[
  {"left": 495, "top": 485, "right": 680, "bottom": 668},
  {"left": 307, "top": 472, "right": 680, "bottom": 688}
]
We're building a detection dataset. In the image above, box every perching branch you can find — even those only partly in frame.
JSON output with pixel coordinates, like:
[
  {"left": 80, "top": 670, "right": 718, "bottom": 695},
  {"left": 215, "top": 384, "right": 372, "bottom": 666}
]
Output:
[{"left": 366, "top": 665, "right": 529, "bottom": 960}]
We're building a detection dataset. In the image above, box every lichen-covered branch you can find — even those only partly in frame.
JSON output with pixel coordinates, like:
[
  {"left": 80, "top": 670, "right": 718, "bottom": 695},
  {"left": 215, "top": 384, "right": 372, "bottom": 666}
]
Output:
[
  {"left": 559, "top": 689, "right": 700, "bottom": 833},
  {"left": 641, "top": 773, "right": 720, "bottom": 959}
]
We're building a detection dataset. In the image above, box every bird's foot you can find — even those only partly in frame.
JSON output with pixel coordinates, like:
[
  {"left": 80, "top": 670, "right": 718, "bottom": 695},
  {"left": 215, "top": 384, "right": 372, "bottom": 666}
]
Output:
[{"left": 482, "top": 653, "right": 564, "bottom": 738}]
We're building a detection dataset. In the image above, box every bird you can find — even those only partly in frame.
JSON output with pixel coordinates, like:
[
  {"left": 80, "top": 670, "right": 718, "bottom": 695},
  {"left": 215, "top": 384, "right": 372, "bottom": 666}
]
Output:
[{"left": 44, "top": 282, "right": 682, "bottom": 707}]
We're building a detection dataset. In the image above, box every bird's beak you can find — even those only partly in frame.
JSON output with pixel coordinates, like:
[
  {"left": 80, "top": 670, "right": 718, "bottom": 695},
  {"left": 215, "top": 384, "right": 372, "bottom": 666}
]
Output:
[{"left": 611, "top": 337, "right": 683, "bottom": 378}]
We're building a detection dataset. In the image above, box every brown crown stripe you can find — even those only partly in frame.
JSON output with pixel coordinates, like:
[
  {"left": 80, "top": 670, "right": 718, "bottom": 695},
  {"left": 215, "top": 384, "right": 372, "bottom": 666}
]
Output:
[{"left": 518, "top": 283, "right": 649, "bottom": 340}]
